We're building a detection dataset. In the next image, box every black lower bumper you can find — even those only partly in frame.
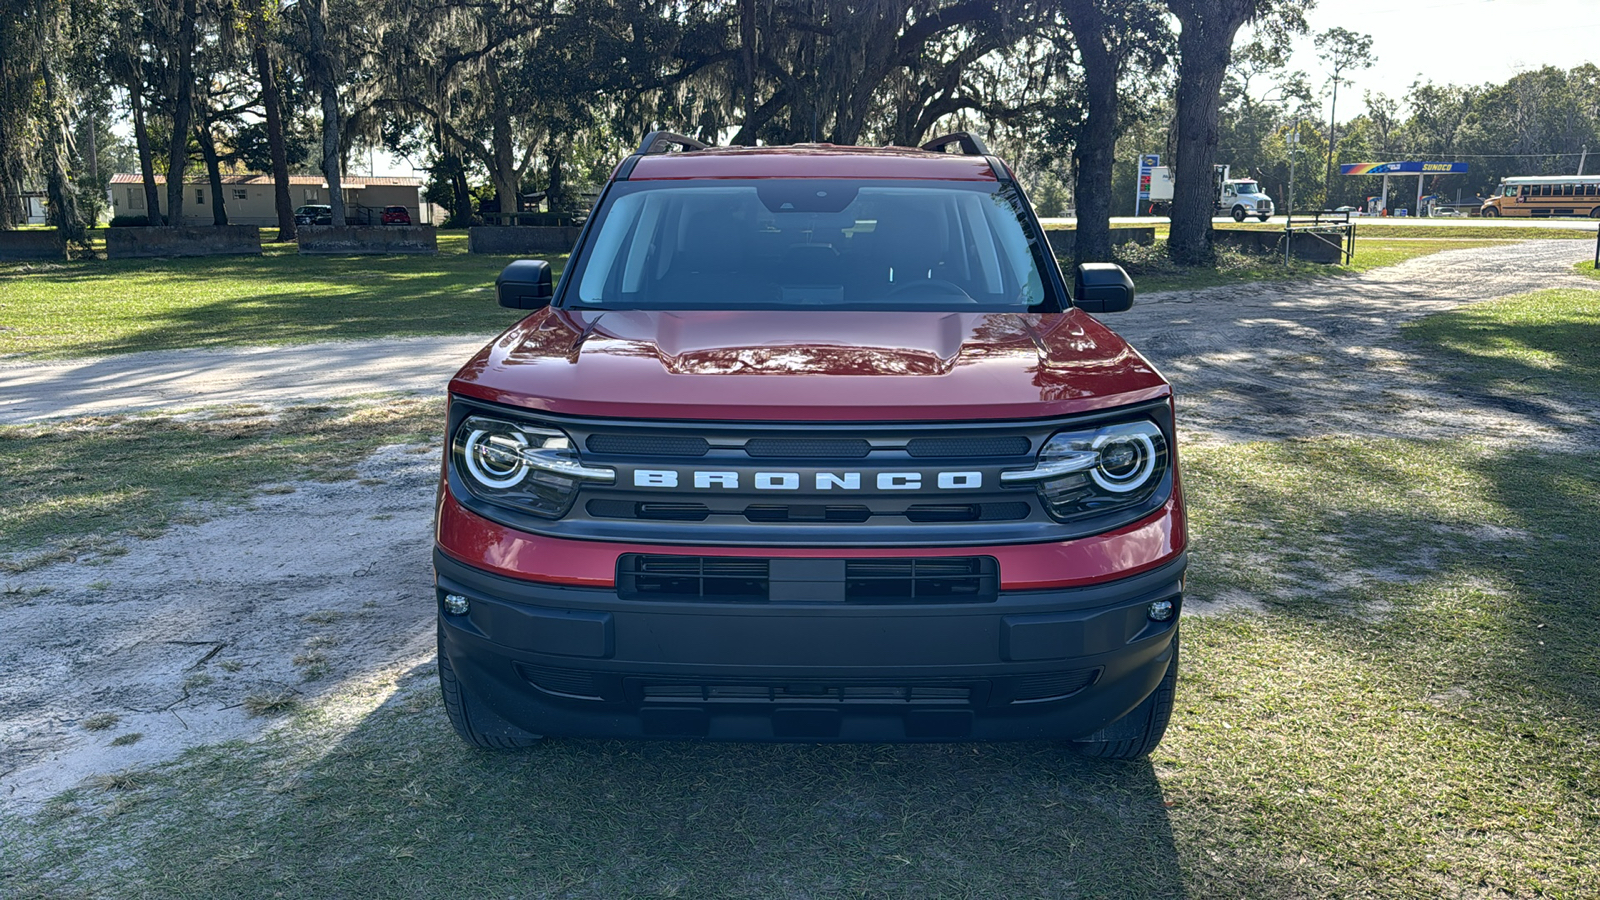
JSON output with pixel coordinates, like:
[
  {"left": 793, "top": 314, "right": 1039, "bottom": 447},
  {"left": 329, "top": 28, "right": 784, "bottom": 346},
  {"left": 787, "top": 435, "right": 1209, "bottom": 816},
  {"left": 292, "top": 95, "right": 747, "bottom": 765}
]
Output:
[{"left": 434, "top": 549, "right": 1185, "bottom": 742}]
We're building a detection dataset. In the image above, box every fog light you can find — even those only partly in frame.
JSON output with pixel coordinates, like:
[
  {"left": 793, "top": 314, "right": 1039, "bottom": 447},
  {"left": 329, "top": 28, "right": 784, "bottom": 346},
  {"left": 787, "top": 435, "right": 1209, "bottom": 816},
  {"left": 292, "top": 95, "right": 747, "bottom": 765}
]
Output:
[
  {"left": 1147, "top": 599, "right": 1175, "bottom": 622},
  {"left": 442, "top": 593, "right": 470, "bottom": 615}
]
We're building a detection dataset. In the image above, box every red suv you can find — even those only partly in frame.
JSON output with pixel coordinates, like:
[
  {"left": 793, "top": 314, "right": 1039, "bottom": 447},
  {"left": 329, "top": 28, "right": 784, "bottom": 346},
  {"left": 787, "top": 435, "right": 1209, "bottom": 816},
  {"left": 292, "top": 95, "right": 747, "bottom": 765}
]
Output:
[
  {"left": 434, "top": 132, "right": 1185, "bottom": 757},
  {"left": 381, "top": 205, "right": 412, "bottom": 226}
]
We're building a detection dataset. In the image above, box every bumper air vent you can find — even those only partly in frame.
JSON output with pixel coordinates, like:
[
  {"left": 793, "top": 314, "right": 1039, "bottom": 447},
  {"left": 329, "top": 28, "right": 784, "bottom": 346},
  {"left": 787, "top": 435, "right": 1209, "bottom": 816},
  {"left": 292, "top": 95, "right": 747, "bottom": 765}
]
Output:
[
  {"left": 1011, "top": 668, "right": 1101, "bottom": 703},
  {"left": 636, "top": 681, "right": 973, "bottom": 705},
  {"left": 617, "top": 555, "right": 999, "bottom": 604}
]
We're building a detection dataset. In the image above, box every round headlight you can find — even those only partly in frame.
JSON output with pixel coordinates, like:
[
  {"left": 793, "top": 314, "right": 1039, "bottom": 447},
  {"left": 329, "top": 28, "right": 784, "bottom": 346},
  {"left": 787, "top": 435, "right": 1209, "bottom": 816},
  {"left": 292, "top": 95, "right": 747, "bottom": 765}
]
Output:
[
  {"left": 463, "top": 427, "right": 530, "bottom": 489},
  {"left": 1090, "top": 431, "right": 1157, "bottom": 493}
]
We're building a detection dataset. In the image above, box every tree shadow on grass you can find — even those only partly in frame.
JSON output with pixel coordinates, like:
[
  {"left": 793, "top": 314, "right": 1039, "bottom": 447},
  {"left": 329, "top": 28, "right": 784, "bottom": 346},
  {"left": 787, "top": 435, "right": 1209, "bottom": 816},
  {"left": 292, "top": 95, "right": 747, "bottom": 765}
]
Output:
[{"left": 8, "top": 668, "right": 1191, "bottom": 900}]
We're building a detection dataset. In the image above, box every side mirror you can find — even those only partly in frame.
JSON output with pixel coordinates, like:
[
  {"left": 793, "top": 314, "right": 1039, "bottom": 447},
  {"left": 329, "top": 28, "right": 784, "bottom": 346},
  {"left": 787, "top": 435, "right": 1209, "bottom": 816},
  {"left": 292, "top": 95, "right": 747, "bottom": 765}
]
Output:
[
  {"left": 496, "top": 259, "right": 553, "bottom": 310},
  {"left": 1073, "top": 263, "right": 1135, "bottom": 313}
]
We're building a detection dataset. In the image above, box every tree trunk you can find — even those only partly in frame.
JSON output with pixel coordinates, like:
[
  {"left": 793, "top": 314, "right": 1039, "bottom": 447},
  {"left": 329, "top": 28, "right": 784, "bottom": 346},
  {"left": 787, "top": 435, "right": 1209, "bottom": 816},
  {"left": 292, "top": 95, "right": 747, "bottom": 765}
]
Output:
[
  {"left": 1167, "top": 1, "right": 1252, "bottom": 266},
  {"left": 450, "top": 158, "right": 472, "bottom": 225},
  {"left": 254, "top": 37, "right": 295, "bottom": 241},
  {"left": 196, "top": 121, "right": 228, "bottom": 225},
  {"left": 739, "top": 0, "right": 757, "bottom": 141},
  {"left": 547, "top": 144, "right": 564, "bottom": 215},
  {"left": 302, "top": 0, "right": 345, "bottom": 225},
  {"left": 164, "top": 0, "right": 199, "bottom": 227},
  {"left": 42, "top": 60, "right": 86, "bottom": 246},
  {"left": 1062, "top": 1, "right": 1118, "bottom": 269},
  {"left": 128, "top": 75, "right": 164, "bottom": 225}
]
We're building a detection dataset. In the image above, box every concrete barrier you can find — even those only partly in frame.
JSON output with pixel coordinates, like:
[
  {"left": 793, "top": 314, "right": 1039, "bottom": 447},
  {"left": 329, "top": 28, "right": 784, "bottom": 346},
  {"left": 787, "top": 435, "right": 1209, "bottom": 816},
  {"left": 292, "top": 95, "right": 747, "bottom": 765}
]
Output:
[
  {"left": 105, "top": 225, "right": 262, "bottom": 259},
  {"left": 1214, "top": 228, "right": 1344, "bottom": 263},
  {"left": 297, "top": 225, "right": 438, "bottom": 255},
  {"left": 468, "top": 226, "right": 583, "bottom": 255},
  {"left": 1044, "top": 227, "right": 1156, "bottom": 259},
  {"left": 0, "top": 230, "right": 67, "bottom": 261}
]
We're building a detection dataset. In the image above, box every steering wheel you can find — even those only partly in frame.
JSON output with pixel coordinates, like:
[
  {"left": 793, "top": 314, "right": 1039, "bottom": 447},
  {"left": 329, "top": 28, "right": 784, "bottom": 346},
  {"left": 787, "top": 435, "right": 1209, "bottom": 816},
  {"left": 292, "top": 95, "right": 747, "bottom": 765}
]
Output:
[{"left": 882, "top": 278, "right": 974, "bottom": 302}]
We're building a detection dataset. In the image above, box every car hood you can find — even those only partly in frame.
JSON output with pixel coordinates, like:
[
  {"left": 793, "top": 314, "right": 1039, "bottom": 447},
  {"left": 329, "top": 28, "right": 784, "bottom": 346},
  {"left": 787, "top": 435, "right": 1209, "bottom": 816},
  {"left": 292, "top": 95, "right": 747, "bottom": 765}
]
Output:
[{"left": 450, "top": 308, "right": 1170, "bottom": 421}]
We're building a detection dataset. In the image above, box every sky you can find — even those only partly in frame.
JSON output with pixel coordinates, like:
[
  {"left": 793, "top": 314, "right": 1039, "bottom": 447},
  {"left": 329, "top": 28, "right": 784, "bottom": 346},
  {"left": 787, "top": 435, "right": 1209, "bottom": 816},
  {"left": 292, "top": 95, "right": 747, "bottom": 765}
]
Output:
[{"left": 1274, "top": 0, "right": 1599, "bottom": 116}]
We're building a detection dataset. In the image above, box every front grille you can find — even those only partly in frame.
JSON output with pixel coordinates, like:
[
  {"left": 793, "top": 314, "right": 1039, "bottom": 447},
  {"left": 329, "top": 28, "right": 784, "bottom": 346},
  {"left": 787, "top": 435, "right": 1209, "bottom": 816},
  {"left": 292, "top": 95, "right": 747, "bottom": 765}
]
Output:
[
  {"left": 585, "top": 434, "right": 709, "bottom": 457},
  {"left": 744, "top": 437, "right": 871, "bottom": 458},
  {"left": 744, "top": 504, "right": 872, "bottom": 523},
  {"left": 589, "top": 501, "right": 1027, "bottom": 524},
  {"left": 906, "top": 436, "right": 1031, "bottom": 457},
  {"left": 617, "top": 554, "right": 999, "bottom": 603}
]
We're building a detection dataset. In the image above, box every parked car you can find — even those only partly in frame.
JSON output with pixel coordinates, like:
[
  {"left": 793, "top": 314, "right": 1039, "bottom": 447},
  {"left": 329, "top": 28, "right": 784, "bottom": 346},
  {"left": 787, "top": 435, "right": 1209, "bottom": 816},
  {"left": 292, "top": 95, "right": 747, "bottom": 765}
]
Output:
[
  {"left": 435, "top": 131, "right": 1184, "bottom": 758},
  {"left": 294, "top": 204, "right": 332, "bottom": 226},
  {"left": 381, "top": 205, "right": 412, "bottom": 226}
]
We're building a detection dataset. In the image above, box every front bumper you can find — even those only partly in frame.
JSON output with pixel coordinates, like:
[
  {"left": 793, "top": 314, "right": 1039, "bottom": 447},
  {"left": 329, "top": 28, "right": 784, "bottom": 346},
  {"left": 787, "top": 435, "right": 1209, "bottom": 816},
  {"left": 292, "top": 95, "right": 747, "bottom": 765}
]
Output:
[{"left": 434, "top": 548, "right": 1185, "bottom": 742}]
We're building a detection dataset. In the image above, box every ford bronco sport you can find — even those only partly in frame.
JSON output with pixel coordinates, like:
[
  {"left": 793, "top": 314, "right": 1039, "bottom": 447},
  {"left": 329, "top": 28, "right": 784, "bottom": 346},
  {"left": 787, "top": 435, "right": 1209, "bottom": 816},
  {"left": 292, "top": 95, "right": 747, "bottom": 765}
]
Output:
[{"left": 434, "top": 132, "right": 1186, "bottom": 758}]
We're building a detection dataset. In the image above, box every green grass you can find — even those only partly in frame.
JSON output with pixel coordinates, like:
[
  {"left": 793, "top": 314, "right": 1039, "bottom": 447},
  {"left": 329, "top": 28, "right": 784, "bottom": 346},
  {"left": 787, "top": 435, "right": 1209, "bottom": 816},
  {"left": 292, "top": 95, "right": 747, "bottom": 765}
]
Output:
[
  {"left": 1403, "top": 288, "right": 1600, "bottom": 399},
  {"left": 4, "top": 433, "right": 1598, "bottom": 898},
  {"left": 0, "top": 233, "right": 557, "bottom": 359},
  {"left": 1116, "top": 237, "right": 1504, "bottom": 292},
  {"left": 0, "top": 398, "right": 443, "bottom": 572},
  {"left": 5, "top": 286, "right": 1600, "bottom": 898},
  {"left": 1578, "top": 259, "right": 1599, "bottom": 279}
]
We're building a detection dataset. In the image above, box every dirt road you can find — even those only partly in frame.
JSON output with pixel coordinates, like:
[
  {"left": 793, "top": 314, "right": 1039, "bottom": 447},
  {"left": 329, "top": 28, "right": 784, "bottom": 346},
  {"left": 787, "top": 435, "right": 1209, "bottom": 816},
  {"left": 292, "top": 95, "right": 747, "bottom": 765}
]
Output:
[{"left": 2, "top": 239, "right": 1595, "bottom": 811}]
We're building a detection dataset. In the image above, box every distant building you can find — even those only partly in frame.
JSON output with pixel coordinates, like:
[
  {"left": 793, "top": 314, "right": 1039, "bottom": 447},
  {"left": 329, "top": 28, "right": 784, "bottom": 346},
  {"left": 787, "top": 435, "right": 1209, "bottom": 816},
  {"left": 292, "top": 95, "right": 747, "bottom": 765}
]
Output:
[{"left": 108, "top": 173, "right": 426, "bottom": 226}]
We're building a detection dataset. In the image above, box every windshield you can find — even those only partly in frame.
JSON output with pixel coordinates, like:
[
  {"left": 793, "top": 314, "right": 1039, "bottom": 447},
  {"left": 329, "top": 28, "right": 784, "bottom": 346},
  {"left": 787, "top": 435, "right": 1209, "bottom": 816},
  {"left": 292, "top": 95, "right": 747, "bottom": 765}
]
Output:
[
  {"left": 1233, "top": 181, "right": 1261, "bottom": 195},
  {"left": 562, "top": 179, "right": 1058, "bottom": 312}
]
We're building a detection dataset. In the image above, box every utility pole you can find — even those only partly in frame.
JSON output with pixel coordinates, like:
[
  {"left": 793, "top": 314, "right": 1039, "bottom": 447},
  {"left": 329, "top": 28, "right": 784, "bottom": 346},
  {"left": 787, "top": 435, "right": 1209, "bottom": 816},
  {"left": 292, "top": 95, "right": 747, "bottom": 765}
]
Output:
[{"left": 1579, "top": 146, "right": 1588, "bottom": 176}]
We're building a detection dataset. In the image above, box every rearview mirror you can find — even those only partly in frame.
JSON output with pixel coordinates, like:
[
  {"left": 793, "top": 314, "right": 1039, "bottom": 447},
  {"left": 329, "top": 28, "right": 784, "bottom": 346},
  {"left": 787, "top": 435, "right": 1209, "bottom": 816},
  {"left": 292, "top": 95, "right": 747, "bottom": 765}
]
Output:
[
  {"left": 497, "top": 259, "right": 553, "bottom": 310},
  {"left": 1073, "top": 263, "right": 1135, "bottom": 313}
]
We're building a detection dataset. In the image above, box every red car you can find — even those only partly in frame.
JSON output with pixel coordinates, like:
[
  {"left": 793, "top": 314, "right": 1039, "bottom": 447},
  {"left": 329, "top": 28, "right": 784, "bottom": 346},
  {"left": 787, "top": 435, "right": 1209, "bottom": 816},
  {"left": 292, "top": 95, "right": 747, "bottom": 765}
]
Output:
[
  {"left": 434, "top": 132, "right": 1184, "bottom": 756},
  {"left": 381, "top": 205, "right": 411, "bottom": 226}
]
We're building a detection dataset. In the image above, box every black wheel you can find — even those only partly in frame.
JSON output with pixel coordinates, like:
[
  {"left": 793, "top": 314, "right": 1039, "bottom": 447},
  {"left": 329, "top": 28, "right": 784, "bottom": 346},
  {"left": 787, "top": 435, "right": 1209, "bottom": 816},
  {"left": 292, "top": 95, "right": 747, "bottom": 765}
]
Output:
[
  {"left": 1481, "top": 206, "right": 1500, "bottom": 218},
  {"left": 1069, "top": 632, "right": 1178, "bottom": 760},
  {"left": 1589, "top": 207, "right": 1600, "bottom": 219},
  {"left": 438, "top": 626, "right": 543, "bottom": 749},
  {"left": 1231, "top": 206, "right": 1246, "bottom": 222}
]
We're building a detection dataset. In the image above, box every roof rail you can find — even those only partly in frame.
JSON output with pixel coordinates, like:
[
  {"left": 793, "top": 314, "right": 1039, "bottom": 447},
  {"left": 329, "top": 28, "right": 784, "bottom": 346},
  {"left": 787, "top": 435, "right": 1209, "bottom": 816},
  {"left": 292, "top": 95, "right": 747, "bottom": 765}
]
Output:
[
  {"left": 920, "top": 132, "right": 990, "bottom": 156},
  {"left": 636, "top": 131, "right": 710, "bottom": 155}
]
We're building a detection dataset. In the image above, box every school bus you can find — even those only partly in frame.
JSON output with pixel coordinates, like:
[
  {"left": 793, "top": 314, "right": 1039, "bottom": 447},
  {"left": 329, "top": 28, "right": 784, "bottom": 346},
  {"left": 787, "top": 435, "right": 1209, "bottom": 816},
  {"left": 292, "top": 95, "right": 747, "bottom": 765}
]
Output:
[{"left": 1480, "top": 176, "right": 1600, "bottom": 218}]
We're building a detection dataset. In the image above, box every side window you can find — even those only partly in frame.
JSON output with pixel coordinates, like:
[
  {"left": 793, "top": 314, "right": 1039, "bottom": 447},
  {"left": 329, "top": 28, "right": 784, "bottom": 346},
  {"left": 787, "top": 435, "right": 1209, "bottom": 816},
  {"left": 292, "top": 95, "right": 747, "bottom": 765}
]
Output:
[
  {"left": 195, "top": 189, "right": 204, "bottom": 204},
  {"left": 127, "top": 187, "right": 144, "bottom": 210},
  {"left": 232, "top": 188, "right": 248, "bottom": 201},
  {"left": 1507, "top": 186, "right": 1518, "bottom": 198}
]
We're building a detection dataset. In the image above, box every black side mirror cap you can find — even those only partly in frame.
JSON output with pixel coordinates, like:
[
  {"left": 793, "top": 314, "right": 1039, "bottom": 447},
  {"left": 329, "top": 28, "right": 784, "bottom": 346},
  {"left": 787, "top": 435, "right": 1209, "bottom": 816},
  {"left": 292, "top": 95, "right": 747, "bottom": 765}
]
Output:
[
  {"left": 496, "top": 259, "right": 553, "bottom": 310},
  {"left": 1073, "top": 262, "right": 1135, "bottom": 313}
]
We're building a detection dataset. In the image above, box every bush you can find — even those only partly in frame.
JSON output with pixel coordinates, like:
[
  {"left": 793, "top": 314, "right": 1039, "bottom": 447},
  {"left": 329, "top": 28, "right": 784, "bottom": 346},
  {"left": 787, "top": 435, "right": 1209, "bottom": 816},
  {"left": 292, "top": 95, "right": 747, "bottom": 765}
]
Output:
[{"left": 109, "top": 215, "right": 150, "bottom": 227}]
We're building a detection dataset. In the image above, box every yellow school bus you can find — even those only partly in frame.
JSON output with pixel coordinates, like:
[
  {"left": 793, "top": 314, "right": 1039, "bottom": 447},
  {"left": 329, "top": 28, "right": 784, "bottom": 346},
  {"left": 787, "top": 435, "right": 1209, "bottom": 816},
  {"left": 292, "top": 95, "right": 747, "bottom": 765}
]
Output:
[{"left": 1480, "top": 176, "right": 1600, "bottom": 218}]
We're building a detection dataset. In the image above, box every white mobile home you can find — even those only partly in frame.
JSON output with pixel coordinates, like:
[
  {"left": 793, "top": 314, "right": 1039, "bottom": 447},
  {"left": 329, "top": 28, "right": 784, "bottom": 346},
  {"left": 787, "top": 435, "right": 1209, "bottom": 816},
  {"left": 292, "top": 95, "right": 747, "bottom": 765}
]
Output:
[{"left": 109, "top": 173, "right": 426, "bottom": 226}]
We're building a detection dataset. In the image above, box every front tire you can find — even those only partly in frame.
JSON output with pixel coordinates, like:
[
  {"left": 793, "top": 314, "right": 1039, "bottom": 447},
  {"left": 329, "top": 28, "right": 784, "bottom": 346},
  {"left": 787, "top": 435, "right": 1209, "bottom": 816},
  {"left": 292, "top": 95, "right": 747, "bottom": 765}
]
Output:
[
  {"left": 1069, "top": 631, "right": 1178, "bottom": 760},
  {"left": 1481, "top": 206, "right": 1500, "bottom": 218},
  {"left": 438, "top": 625, "right": 544, "bottom": 749},
  {"left": 1231, "top": 206, "right": 1247, "bottom": 222}
]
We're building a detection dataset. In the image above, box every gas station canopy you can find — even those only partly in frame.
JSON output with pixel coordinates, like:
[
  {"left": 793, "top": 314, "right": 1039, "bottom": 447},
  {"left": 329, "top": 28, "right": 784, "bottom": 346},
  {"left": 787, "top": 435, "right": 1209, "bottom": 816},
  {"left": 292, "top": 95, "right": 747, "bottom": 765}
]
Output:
[
  {"left": 1341, "top": 161, "right": 1469, "bottom": 176},
  {"left": 1341, "top": 161, "right": 1469, "bottom": 215}
]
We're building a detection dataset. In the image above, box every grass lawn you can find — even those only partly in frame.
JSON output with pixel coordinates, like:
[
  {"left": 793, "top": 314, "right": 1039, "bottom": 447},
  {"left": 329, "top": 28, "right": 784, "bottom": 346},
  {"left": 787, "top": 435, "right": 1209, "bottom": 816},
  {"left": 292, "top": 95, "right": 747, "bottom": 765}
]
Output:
[
  {"left": 0, "top": 398, "right": 443, "bottom": 573},
  {"left": 1122, "top": 237, "right": 1508, "bottom": 292},
  {"left": 4, "top": 293, "right": 1600, "bottom": 897},
  {"left": 1578, "top": 259, "right": 1599, "bottom": 279},
  {"left": 0, "top": 232, "right": 552, "bottom": 359}
]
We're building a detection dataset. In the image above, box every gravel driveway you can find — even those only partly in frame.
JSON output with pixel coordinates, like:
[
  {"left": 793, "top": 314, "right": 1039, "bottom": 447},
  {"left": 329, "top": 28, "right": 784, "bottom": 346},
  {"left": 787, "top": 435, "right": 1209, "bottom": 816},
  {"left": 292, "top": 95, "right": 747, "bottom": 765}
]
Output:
[{"left": 2, "top": 238, "right": 1595, "bottom": 811}]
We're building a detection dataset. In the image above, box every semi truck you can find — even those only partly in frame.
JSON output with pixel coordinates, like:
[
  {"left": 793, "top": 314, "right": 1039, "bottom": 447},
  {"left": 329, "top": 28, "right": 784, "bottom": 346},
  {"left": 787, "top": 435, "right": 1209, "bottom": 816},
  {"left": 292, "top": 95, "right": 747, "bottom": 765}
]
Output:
[{"left": 1146, "top": 164, "right": 1275, "bottom": 222}]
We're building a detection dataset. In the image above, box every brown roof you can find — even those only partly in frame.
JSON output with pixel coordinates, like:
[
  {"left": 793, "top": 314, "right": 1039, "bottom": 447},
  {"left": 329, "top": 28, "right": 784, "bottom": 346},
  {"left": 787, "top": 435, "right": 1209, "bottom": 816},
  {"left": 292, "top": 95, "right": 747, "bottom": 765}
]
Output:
[{"left": 109, "top": 173, "right": 422, "bottom": 187}]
